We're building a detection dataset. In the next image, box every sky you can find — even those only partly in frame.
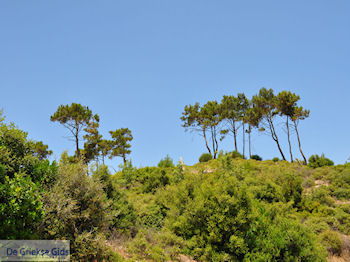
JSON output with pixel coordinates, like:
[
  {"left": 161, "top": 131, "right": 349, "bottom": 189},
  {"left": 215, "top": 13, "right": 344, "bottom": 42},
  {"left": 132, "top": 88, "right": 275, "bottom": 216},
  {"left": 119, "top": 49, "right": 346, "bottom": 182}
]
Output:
[{"left": 0, "top": 1, "right": 349, "bottom": 168}]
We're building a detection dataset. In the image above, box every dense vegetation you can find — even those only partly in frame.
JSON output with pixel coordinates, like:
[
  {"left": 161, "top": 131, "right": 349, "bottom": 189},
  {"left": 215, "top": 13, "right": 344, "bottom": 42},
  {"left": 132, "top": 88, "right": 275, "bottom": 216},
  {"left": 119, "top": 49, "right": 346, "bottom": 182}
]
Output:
[{"left": 1, "top": 98, "right": 349, "bottom": 261}]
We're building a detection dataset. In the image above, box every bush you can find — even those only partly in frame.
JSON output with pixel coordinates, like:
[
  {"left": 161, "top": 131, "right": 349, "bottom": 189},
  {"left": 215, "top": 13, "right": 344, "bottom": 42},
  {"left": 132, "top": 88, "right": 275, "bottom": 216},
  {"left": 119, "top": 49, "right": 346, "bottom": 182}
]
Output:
[
  {"left": 199, "top": 153, "right": 212, "bottom": 163},
  {"left": 92, "top": 165, "right": 136, "bottom": 231},
  {"left": 278, "top": 173, "right": 303, "bottom": 206},
  {"left": 40, "top": 162, "right": 117, "bottom": 260},
  {"left": 251, "top": 154, "right": 263, "bottom": 161},
  {"left": 319, "top": 230, "right": 342, "bottom": 255},
  {"left": 73, "top": 232, "right": 124, "bottom": 261},
  {"left": 308, "top": 154, "right": 334, "bottom": 168},
  {"left": 0, "top": 173, "right": 43, "bottom": 239},
  {"left": 0, "top": 120, "right": 55, "bottom": 239},
  {"left": 272, "top": 157, "right": 280, "bottom": 162},
  {"left": 158, "top": 155, "right": 175, "bottom": 168},
  {"left": 161, "top": 173, "right": 325, "bottom": 261},
  {"left": 138, "top": 167, "right": 170, "bottom": 193},
  {"left": 231, "top": 150, "right": 244, "bottom": 159}
]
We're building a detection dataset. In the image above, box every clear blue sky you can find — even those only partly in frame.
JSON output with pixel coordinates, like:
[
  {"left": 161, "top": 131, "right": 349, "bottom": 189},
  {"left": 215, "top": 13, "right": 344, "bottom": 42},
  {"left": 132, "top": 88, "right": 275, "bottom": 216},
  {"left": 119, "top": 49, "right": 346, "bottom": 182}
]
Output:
[{"left": 1, "top": 1, "right": 349, "bottom": 168}]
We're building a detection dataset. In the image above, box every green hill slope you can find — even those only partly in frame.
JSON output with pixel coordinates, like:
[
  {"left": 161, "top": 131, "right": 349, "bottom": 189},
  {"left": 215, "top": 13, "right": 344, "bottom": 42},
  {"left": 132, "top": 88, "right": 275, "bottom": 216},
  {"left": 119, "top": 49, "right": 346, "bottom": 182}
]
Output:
[{"left": 109, "top": 157, "right": 350, "bottom": 261}]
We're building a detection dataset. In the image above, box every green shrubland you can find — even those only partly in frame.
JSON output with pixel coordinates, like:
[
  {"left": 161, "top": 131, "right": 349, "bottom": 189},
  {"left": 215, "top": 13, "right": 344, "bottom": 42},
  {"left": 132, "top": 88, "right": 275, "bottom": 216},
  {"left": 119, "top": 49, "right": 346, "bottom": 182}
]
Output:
[{"left": 107, "top": 157, "right": 350, "bottom": 261}]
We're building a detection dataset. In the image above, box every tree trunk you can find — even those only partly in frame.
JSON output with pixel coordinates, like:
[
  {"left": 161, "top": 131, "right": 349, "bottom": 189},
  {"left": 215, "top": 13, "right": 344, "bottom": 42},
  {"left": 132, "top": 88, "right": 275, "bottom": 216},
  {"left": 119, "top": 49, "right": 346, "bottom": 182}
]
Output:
[
  {"left": 248, "top": 125, "right": 252, "bottom": 158},
  {"left": 268, "top": 118, "right": 286, "bottom": 161},
  {"left": 75, "top": 133, "right": 80, "bottom": 157},
  {"left": 214, "top": 128, "right": 219, "bottom": 159},
  {"left": 293, "top": 121, "right": 307, "bottom": 164},
  {"left": 74, "top": 122, "right": 80, "bottom": 157},
  {"left": 286, "top": 117, "right": 293, "bottom": 162},
  {"left": 203, "top": 129, "right": 212, "bottom": 156},
  {"left": 242, "top": 122, "right": 245, "bottom": 158},
  {"left": 210, "top": 127, "right": 218, "bottom": 159},
  {"left": 274, "top": 137, "right": 286, "bottom": 161},
  {"left": 232, "top": 121, "right": 238, "bottom": 152}
]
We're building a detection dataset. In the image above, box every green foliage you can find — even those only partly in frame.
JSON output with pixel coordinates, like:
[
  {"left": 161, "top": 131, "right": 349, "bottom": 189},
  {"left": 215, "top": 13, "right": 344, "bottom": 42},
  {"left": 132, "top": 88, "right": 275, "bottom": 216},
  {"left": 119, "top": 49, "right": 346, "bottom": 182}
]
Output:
[
  {"left": 181, "top": 101, "right": 221, "bottom": 158},
  {"left": 139, "top": 167, "right": 170, "bottom": 193},
  {"left": 92, "top": 165, "right": 136, "bottom": 231},
  {"left": 31, "top": 160, "right": 58, "bottom": 187},
  {"left": 109, "top": 128, "right": 133, "bottom": 163},
  {"left": 158, "top": 155, "right": 175, "bottom": 168},
  {"left": 41, "top": 162, "right": 112, "bottom": 238},
  {"left": 137, "top": 203, "right": 166, "bottom": 228},
  {"left": 220, "top": 94, "right": 249, "bottom": 152},
  {"left": 127, "top": 230, "right": 174, "bottom": 261},
  {"left": 50, "top": 103, "right": 98, "bottom": 157},
  {"left": 40, "top": 162, "right": 126, "bottom": 260},
  {"left": 82, "top": 116, "right": 102, "bottom": 163},
  {"left": 181, "top": 89, "right": 310, "bottom": 163},
  {"left": 3, "top": 109, "right": 349, "bottom": 261},
  {"left": 0, "top": 119, "right": 56, "bottom": 239},
  {"left": 272, "top": 157, "right": 280, "bottom": 162},
  {"left": 73, "top": 232, "right": 124, "bottom": 261},
  {"left": 278, "top": 173, "right": 303, "bottom": 206},
  {"left": 199, "top": 153, "right": 212, "bottom": 162},
  {"left": 0, "top": 173, "right": 43, "bottom": 239},
  {"left": 319, "top": 230, "right": 342, "bottom": 255},
  {"left": 29, "top": 141, "right": 53, "bottom": 160},
  {"left": 0, "top": 121, "right": 53, "bottom": 181},
  {"left": 231, "top": 150, "right": 244, "bottom": 159},
  {"left": 251, "top": 154, "right": 262, "bottom": 161},
  {"left": 308, "top": 154, "right": 334, "bottom": 168},
  {"left": 159, "top": 170, "right": 325, "bottom": 261}
]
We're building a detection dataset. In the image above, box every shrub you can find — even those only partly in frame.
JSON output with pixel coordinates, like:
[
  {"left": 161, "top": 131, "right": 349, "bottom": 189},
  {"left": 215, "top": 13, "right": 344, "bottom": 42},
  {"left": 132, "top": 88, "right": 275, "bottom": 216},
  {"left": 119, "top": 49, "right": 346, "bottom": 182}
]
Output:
[
  {"left": 308, "top": 154, "right": 334, "bottom": 168},
  {"left": 73, "top": 232, "right": 123, "bottom": 261},
  {"left": 137, "top": 203, "right": 166, "bottom": 228},
  {"left": 161, "top": 173, "right": 325, "bottom": 261},
  {"left": 251, "top": 154, "right": 263, "bottom": 161},
  {"left": 272, "top": 157, "right": 280, "bottom": 162},
  {"left": 158, "top": 155, "right": 175, "bottom": 168},
  {"left": 199, "top": 153, "right": 212, "bottom": 163},
  {"left": 0, "top": 173, "right": 43, "bottom": 239},
  {"left": 127, "top": 230, "right": 170, "bottom": 261},
  {"left": 40, "top": 162, "right": 115, "bottom": 260},
  {"left": 319, "top": 230, "right": 342, "bottom": 255},
  {"left": 138, "top": 167, "right": 170, "bottom": 193},
  {"left": 0, "top": 120, "right": 55, "bottom": 183},
  {"left": 253, "top": 181, "right": 284, "bottom": 203},
  {"left": 92, "top": 165, "right": 136, "bottom": 231},
  {"left": 231, "top": 150, "right": 244, "bottom": 159},
  {"left": 278, "top": 173, "right": 303, "bottom": 206}
]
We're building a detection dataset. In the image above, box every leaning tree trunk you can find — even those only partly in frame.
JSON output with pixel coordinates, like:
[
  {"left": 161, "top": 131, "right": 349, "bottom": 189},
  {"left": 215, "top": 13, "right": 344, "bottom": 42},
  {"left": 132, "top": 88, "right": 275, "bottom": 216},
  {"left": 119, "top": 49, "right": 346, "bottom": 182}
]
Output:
[
  {"left": 268, "top": 118, "right": 286, "bottom": 161},
  {"left": 214, "top": 128, "right": 219, "bottom": 159},
  {"left": 293, "top": 120, "right": 307, "bottom": 164},
  {"left": 286, "top": 117, "right": 293, "bottom": 162},
  {"left": 202, "top": 129, "right": 212, "bottom": 156}
]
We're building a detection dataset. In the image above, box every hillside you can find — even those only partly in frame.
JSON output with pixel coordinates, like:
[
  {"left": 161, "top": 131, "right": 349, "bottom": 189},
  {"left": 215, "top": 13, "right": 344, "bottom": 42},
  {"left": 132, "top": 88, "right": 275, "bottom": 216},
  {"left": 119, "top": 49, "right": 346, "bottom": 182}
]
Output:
[
  {"left": 106, "top": 156, "right": 350, "bottom": 261},
  {"left": 1, "top": 115, "right": 350, "bottom": 261}
]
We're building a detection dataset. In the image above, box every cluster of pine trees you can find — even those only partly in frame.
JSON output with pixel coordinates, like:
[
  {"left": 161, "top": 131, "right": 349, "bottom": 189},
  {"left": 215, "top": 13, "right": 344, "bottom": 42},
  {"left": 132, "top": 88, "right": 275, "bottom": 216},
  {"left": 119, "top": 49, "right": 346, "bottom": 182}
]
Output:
[
  {"left": 181, "top": 88, "right": 309, "bottom": 163},
  {"left": 50, "top": 103, "right": 133, "bottom": 164}
]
